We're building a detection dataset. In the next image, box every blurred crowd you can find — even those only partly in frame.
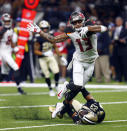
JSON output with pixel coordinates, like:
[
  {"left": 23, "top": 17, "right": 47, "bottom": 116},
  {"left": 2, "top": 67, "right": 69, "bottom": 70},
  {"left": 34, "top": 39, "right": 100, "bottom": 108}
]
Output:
[{"left": 0, "top": 0, "right": 127, "bottom": 83}]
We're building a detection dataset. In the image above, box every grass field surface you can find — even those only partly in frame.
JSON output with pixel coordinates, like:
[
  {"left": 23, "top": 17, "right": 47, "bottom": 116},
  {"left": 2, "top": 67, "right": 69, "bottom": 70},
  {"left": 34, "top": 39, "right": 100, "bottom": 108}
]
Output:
[{"left": 0, "top": 83, "right": 127, "bottom": 131}]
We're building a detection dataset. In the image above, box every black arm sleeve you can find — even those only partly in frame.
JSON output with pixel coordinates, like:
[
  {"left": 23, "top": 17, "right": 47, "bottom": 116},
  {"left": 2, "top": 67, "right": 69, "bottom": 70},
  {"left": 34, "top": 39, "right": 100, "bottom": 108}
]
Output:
[{"left": 64, "top": 26, "right": 75, "bottom": 34}]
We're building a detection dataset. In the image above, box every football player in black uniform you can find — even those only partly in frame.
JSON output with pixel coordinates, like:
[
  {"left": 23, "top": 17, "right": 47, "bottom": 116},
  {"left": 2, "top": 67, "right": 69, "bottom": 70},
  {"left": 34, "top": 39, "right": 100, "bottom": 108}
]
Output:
[{"left": 34, "top": 20, "right": 67, "bottom": 96}]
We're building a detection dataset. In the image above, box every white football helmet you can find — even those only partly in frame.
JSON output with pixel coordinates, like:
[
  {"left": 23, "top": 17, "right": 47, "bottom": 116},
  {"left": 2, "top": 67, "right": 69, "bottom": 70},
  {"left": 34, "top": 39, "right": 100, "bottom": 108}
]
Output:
[
  {"left": 78, "top": 104, "right": 105, "bottom": 124},
  {"left": 1, "top": 13, "right": 12, "bottom": 29},
  {"left": 39, "top": 20, "right": 50, "bottom": 30},
  {"left": 70, "top": 11, "right": 85, "bottom": 31}
]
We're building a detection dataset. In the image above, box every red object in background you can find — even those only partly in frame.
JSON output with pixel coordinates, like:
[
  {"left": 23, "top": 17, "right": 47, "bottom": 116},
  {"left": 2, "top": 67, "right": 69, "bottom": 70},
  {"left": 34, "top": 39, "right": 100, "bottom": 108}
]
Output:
[
  {"left": 15, "top": 8, "right": 37, "bottom": 67},
  {"left": 24, "top": 0, "right": 40, "bottom": 9},
  {"left": 54, "top": 32, "right": 68, "bottom": 54}
]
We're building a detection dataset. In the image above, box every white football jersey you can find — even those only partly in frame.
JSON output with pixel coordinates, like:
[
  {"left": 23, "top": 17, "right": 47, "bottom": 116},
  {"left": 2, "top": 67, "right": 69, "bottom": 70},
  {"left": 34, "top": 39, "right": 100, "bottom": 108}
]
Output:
[
  {"left": 67, "top": 31, "right": 98, "bottom": 63},
  {"left": 0, "top": 29, "right": 13, "bottom": 53}
]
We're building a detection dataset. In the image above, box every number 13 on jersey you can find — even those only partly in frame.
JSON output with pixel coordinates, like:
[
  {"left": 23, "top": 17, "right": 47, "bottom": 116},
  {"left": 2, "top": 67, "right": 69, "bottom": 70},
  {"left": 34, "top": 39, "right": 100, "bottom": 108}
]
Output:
[{"left": 76, "top": 38, "right": 93, "bottom": 52}]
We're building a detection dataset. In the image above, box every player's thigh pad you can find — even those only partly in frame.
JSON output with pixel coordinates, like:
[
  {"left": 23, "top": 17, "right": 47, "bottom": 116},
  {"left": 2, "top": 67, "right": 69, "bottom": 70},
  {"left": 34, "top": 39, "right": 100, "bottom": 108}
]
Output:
[
  {"left": 83, "top": 62, "right": 94, "bottom": 85},
  {"left": 1, "top": 59, "right": 10, "bottom": 74},
  {"left": 73, "top": 59, "right": 84, "bottom": 86},
  {"left": 39, "top": 58, "right": 50, "bottom": 78},
  {"left": 2, "top": 53, "right": 19, "bottom": 71},
  {"left": 48, "top": 56, "right": 59, "bottom": 74}
]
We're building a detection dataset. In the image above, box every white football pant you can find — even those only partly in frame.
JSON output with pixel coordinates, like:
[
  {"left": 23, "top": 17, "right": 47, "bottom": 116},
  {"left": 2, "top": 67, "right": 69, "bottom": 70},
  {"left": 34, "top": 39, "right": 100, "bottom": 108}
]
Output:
[{"left": 73, "top": 59, "right": 94, "bottom": 87}]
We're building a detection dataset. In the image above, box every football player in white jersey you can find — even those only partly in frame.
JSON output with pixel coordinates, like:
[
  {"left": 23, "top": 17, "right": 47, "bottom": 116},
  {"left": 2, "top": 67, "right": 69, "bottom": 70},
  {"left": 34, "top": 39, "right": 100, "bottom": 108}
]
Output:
[
  {"left": 0, "top": 13, "right": 26, "bottom": 94},
  {"left": 27, "top": 11, "right": 107, "bottom": 115}
]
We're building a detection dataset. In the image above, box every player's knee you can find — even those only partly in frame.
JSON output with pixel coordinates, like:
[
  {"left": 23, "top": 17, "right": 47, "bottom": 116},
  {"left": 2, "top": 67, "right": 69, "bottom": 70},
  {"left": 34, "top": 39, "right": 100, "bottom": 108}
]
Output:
[
  {"left": 45, "top": 72, "right": 50, "bottom": 78},
  {"left": 67, "top": 81, "right": 82, "bottom": 91}
]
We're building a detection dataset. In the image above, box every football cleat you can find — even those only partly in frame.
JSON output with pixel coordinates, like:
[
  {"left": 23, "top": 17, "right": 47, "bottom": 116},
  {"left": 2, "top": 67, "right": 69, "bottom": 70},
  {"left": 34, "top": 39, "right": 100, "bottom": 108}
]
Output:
[
  {"left": 18, "top": 88, "right": 26, "bottom": 95},
  {"left": 52, "top": 103, "right": 64, "bottom": 118},
  {"left": 49, "top": 106, "right": 63, "bottom": 119},
  {"left": 57, "top": 81, "right": 69, "bottom": 99}
]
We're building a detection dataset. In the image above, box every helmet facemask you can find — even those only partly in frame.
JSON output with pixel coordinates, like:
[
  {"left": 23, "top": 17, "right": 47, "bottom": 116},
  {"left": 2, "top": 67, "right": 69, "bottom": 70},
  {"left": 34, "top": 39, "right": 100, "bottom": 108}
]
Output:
[
  {"left": 70, "top": 11, "right": 85, "bottom": 31},
  {"left": 1, "top": 13, "right": 12, "bottom": 29},
  {"left": 78, "top": 106, "right": 98, "bottom": 124},
  {"left": 39, "top": 20, "right": 50, "bottom": 33}
]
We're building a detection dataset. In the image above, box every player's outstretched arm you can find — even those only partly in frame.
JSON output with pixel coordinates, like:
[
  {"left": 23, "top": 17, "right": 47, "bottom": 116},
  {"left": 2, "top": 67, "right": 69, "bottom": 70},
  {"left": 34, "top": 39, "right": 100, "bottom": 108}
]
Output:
[
  {"left": 27, "top": 23, "right": 69, "bottom": 43},
  {"left": 80, "top": 25, "right": 107, "bottom": 38},
  {"left": 87, "top": 25, "right": 107, "bottom": 33}
]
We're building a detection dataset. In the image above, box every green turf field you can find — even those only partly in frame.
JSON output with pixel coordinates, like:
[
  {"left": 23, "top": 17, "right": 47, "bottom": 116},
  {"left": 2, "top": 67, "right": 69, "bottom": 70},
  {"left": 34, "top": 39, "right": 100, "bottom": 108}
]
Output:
[{"left": 0, "top": 85, "right": 127, "bottom": 131}]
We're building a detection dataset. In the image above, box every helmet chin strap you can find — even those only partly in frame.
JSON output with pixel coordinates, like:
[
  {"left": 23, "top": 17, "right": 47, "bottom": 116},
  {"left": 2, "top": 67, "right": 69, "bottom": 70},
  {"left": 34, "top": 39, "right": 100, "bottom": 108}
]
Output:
[
  {"left": 74, "top": 21, "right": 85, "bottom": 32},
  {"left": 75, "top": 27, "right": 82, "bottom": 32},
  {"left": 4, "top": 25, "right": 11, "bottom": 29}
]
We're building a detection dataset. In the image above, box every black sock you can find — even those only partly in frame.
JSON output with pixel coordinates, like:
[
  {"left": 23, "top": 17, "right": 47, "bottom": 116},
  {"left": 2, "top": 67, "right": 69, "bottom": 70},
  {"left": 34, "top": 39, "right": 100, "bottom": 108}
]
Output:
[
  {"left": 54, "top": 73, "right": 59, "bottom": 87},
  {"left": 13, "top": 70, "right": 21, "bottom": 87},
  {"left": 60, "top": 100, "right": 74, "bottom": 117},
  {"left": 45, "top": 78, "right": 52, "bottom": 90}
]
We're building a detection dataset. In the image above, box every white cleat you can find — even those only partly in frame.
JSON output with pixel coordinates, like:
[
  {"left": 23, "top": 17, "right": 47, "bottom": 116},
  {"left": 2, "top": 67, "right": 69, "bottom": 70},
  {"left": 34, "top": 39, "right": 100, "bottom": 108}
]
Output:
[
  {"left": 52, "top": 103, "right": 64, "bottom": 118},
  {"left": 49, "top": 90, "right": 56, "bottom": 96},
  {"left": 57, "top": 81, "right": 69, "bottom": 99}
]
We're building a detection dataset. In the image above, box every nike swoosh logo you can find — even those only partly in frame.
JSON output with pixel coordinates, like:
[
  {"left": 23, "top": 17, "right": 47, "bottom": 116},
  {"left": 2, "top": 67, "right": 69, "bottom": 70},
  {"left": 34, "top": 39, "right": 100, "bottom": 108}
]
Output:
[{"left": 57, "top": 90, "right": 62, "bottom": 97}]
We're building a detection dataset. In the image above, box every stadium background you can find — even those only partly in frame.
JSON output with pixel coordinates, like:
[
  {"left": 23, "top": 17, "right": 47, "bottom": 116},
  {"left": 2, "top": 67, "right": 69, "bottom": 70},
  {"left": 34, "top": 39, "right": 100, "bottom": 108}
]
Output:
[
  {"left": 0, "top": 0, "right": 127, "bottom": 131},
  {"left": 0, "top": 0, "right": 127, "bottom": 83}
]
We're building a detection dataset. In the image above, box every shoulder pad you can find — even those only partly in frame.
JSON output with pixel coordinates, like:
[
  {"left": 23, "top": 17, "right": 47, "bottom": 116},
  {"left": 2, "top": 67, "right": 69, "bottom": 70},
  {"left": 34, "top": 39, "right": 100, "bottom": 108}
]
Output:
[
  {"left": 85, "top": 19, "right": 96, "bottom": 26},
  {"left": 64, "top": 26, "right": 75, "bottom": 34}
]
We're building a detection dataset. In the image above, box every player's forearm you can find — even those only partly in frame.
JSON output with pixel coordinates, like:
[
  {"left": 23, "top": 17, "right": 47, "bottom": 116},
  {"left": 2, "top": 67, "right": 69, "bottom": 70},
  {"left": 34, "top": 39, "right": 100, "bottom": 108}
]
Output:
[
  {"left": 88, "top": 25, "right": 107, "bottom": 33},
  {"left": 40, "top": 31, "right": 68, "bottom": 43},
  {"left": 34, "top": 50, "right": 43, "bottom": 56},
  {"left": 40, "top": 31, "right": 55, "bottom": 43}
]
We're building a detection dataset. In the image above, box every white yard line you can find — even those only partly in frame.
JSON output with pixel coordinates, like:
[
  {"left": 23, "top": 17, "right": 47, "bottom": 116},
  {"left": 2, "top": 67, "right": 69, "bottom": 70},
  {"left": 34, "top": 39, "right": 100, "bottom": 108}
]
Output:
[
  {"left": 0, "top": 89, "right": 127, "bottom": 97},
  {"left": 112, "top": 125, "right": 127, "bottom": 127},
  {"left": 101, "top": 101, "right": 127, "bottom": 104},
  {"left": 0, "top": 92, "right": 49, "bottom": 96},
  {"left": 0, "top": 124, "right": 74, "bottom": 131},
  {"left": 1, "top": 83, "right": 127, "bottom": 89},
  {"left": 0, "top": 99, "right": 6, "bottom": 101},
  {"left": 0, "top": 120, "right": 127, "bottom": 130},
  {"left": 0, "top": 101, "right": 127, "bottom": 109}
]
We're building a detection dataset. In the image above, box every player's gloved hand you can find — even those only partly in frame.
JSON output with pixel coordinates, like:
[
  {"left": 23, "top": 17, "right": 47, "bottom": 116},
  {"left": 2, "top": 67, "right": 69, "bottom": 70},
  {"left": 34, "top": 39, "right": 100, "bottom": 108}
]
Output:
[
  {"left": 60, "top": 56, "right": 68, "bottom": 66},
  {"left": 79, "top": 27, "right": 88, "bottom": 38},
  {"left": 27, "top": 23, "right": 41, "bottom": 33},
  {"left": 13, "top": 46, "right": 19, "bottom": 53}
]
